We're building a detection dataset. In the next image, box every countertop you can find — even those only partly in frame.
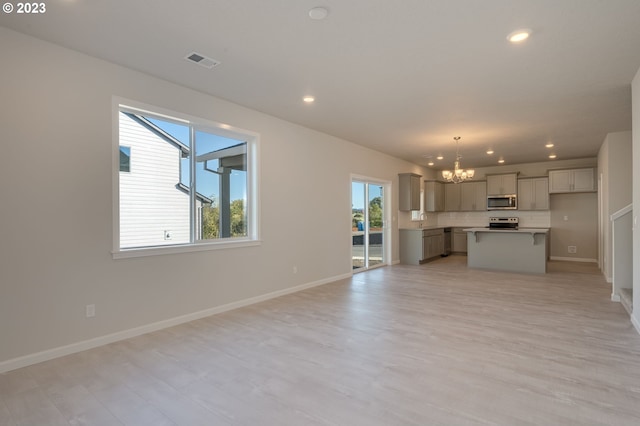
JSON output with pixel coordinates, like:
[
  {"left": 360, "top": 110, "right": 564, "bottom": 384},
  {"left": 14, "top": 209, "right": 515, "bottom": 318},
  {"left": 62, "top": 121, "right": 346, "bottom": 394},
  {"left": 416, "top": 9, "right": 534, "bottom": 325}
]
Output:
[
  {"left": 399, "top": 225, "right": 484, "bottom": 231},
  {"left": 399, "top": 226, "right": 445, "bottom": 231},
  {"left": 463, "top": 227, "right": 550, "bottom": 234}
]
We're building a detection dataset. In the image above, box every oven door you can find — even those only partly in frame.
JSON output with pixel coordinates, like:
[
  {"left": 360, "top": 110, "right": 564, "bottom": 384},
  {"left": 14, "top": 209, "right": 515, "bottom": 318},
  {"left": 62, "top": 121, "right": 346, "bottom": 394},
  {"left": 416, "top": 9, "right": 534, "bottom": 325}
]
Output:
[{"left": 487, "top": 195, "right": 517, "bottom": 210}]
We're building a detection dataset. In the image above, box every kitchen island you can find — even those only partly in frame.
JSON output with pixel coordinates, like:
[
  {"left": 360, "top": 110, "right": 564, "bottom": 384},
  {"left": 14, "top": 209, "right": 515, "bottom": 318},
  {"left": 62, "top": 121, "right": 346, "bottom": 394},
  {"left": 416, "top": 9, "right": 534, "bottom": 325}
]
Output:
[{"left": 463, "top": 228, "right": 550, "bottom": 274}]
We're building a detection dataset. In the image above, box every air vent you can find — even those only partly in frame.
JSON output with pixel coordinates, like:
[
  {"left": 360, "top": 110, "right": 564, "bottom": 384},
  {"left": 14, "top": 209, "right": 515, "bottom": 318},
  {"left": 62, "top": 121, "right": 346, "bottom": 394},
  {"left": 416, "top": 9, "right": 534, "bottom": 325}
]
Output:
[{"left": 184, "top": 51, "right": 221, "bottom": 69}]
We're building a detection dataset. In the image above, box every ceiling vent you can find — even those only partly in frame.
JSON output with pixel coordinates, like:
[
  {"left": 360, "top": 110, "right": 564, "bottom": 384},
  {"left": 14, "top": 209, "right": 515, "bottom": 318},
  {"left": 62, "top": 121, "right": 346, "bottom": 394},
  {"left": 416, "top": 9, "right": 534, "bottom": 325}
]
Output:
[{"left": 184, "top": 51, "right": 221, "bottom": 69}]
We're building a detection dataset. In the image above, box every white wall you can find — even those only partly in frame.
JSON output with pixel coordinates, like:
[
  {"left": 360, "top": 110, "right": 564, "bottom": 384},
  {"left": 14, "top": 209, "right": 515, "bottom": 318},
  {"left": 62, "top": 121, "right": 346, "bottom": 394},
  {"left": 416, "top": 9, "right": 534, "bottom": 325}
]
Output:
[
  {"left": 632, "top": 66, "right": 640, "bottom": 331},
  {"left": 0, "top": 28, "right": 429, "bottom": 367}
]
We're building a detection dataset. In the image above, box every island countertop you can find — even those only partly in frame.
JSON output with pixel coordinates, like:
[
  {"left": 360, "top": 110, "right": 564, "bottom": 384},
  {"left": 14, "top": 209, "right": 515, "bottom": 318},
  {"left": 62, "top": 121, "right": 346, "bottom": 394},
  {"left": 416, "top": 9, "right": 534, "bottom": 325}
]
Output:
[
  {"left": 463, "top": 227, "right": 550, "bottom": 274},
  {"left": 463, "top": 227, "right": 549, "bottom": 234}
]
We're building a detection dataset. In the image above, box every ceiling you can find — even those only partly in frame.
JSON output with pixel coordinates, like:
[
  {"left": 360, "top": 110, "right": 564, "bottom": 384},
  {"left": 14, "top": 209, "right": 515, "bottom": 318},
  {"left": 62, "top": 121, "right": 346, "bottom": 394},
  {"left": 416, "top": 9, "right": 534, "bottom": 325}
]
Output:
[{"left": 2, "top": 0, "right": 640, "bottom": 169}]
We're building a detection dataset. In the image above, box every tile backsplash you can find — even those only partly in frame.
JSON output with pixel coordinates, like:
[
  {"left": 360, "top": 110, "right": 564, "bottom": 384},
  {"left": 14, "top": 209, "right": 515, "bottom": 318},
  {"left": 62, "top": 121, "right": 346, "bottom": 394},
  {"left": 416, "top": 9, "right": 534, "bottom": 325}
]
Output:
[{"left": 436, "top": 211, "right": 551, "bottom": 228}]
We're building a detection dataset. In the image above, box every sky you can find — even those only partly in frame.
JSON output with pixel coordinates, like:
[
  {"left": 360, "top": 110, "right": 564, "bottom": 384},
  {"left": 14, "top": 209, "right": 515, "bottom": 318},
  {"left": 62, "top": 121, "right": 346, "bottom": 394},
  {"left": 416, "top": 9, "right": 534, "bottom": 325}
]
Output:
[
  {"left": 148, "top": 117, "right": 246, "bottom": 203},
  {"left": 352, "top": 182, "right": 383, "bottom": 210}
]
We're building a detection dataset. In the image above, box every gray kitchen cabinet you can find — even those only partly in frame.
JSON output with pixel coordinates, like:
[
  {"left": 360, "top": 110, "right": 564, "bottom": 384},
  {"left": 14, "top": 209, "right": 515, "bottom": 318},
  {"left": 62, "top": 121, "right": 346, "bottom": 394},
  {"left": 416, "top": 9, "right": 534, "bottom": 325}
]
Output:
[
  {"left": 452, "top": 228, "right": 468, "bottom": 253},
  {"left": 518, "top": 177, "right": 549, "bottom": 210},
  {"left": 444, "top": 183, "right": 461, "bottom": 211},
  {"left": 460, "top": 181, "right": 487, "bottom": 211},
  {"left": 548, "top": 168, "right": 595, "bottom": 193},
  {"left": 399, "top": 173, "right": 421, "bottom": 211},
  {"left": 486, "top": 173, "right": 518, "bottom": 195},
  {"left": 423, "top": 229, "right": 445, "bottom": 260},
  {"left": 399, "top": 229, "right": 423, "bottom": 265},
  {"left": 399, "top": 228, "right": 444, "bottom": 264},
  {"left": 424, "top": 180, "right": 444, "bottom": 212}
]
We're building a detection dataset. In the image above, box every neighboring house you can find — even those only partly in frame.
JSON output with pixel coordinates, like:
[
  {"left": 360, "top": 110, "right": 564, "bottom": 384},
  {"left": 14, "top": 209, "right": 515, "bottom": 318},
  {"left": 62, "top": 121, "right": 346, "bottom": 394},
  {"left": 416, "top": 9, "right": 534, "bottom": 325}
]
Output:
[{"left": 119, "top": 112, "right": 212, "bottom": 248}]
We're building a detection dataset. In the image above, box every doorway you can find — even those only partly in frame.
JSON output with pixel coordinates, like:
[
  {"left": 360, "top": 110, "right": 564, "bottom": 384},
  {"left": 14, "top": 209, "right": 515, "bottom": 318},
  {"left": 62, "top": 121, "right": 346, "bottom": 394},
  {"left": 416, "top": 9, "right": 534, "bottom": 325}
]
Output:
[{"left": 352, "top": 179, "right": 388, "bottom": 271}]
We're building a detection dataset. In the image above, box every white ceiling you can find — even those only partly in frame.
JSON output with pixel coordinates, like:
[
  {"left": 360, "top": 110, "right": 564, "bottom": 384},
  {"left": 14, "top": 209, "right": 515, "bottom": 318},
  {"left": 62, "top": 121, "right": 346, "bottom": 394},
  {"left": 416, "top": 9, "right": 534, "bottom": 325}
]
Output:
[{"left": 2, "top": 0, "right": 640, "bottom": 169}]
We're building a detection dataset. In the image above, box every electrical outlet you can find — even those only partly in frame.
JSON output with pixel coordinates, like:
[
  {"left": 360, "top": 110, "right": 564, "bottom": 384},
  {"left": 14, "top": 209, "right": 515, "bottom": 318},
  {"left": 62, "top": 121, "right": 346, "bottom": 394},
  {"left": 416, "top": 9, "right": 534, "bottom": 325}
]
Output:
[
  {"left": 164, "top": 230, "right": 172, "bottom": 240},
  {"left": 86, "top": 304, "right": 95, "bottom": 318},
  {"left": 568, "top": 246, "right": 577, "bottom": 254}
]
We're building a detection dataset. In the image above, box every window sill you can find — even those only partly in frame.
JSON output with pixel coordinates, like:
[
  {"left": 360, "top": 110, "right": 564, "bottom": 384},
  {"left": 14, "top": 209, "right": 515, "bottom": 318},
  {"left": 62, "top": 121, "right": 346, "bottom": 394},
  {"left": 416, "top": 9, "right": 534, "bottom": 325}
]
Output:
[{"left": 112, "top": 239, "right": 262, "bottom": 259}]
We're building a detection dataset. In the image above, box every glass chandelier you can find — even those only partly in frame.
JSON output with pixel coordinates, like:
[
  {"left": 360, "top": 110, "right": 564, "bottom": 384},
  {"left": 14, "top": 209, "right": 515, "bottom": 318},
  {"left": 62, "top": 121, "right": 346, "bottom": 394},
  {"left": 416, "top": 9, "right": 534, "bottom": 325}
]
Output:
[{"left": 442, "top": 136, "right": 474, "bottom": 183}]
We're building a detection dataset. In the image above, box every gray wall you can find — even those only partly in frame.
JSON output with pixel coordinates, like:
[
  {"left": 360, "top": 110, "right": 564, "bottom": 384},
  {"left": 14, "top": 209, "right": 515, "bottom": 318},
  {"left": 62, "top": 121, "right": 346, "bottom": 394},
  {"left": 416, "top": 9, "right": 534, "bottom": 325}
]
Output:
[
  {"left": 0, "top": 27, "right": 428, "bottom": 367},
  {"left": 549, "top": 193, "right": 599, "bottom": 261},
  {"left": 632, "top": 66, "right": 640, "bottom": 330},
  {"left": 597, "top": 131, "right": 632, "bottom": 280}
]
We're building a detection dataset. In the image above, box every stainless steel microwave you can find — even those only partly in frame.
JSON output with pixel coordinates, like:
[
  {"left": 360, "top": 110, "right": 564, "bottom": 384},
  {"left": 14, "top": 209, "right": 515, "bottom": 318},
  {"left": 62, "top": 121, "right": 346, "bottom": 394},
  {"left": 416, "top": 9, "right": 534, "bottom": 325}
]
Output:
[{"left": 487, "top": 195, "right": 517, "bottom": 210}]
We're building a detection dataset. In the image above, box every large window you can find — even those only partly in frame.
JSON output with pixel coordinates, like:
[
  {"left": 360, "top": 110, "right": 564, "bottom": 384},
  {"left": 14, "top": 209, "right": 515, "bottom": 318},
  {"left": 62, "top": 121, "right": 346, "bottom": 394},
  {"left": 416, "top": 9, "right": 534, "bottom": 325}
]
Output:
[{"left": 114, "top": 102, "right": 258, "bottom": 256}]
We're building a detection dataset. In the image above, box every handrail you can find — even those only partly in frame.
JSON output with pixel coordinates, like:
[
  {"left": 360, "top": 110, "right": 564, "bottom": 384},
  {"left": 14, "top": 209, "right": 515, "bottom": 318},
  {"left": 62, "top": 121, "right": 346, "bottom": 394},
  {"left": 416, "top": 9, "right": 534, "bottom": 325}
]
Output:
[{"left": 611, "top": 203, "right": 632, "bottom": 221}]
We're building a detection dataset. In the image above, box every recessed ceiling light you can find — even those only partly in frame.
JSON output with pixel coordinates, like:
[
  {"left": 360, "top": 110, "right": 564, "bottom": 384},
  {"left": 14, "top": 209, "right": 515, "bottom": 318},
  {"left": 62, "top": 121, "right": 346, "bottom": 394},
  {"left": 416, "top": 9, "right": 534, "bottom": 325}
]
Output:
[
  {"left": 428, "top": 161, "right": 434, "bottom": 166},
  {"left": 486, "top": 149, "right": 494, "bottom": 155},
  {"left": 498, "top": 159, "right": 505, "bottom": 164},
  {"left": 507, "top": 29, "right": 531, "bottom": 43},
  {"left": 303, "top": 96, "right": 315, "bottom": 103},
  {"left": 436, "top": 155, "right": 444, "bottom": 160},
  {"left": 549, "top": 154, "right": 557, "bottom": 159},
  {"left": 309, "top": 7, "right": 329, "bottom": 20},
  {"left": 545, "top": 143, "right": 554, "bottom": 148}
]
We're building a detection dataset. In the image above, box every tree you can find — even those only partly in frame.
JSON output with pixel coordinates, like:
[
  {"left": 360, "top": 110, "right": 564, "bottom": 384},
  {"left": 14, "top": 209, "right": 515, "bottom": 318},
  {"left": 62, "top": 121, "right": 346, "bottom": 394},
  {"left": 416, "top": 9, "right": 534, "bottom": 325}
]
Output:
[
  {"left": 201, "top": 205, "right": 219, "bottom": 239},
  {"left": 369, "top": 197, "right": 383, "bottom": 228},
  {"left": 201, "top": 199, "right": 246, "bottom": 239},
  {"left": 230, "top": 199, "right": 246, "bottom": 236}
]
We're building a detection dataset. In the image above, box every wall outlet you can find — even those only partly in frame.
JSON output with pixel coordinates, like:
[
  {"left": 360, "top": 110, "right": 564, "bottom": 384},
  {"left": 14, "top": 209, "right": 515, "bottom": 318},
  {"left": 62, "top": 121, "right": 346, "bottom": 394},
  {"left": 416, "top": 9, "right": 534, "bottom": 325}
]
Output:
[
  {"left": 164, "top": 230, "right": 172, "bottom": 240},
  {"left": 86, "top": 304, "right": 95, "bottom": 318},
  {"left": 568, "top": 246, "right": 577, "bottom": 254}
]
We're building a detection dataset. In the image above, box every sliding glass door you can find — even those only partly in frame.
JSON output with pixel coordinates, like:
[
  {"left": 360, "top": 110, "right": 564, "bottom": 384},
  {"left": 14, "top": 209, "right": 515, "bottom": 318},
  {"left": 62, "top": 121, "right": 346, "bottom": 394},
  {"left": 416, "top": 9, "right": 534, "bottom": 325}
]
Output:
[{"left": 352, "top": 180, "right": 386, "bottom": 271}]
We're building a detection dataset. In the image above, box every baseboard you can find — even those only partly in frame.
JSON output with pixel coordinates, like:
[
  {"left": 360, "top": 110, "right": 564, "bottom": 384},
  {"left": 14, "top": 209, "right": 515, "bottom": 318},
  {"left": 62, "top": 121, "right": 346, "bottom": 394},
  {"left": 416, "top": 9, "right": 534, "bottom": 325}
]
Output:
[
  {"left": 631, "top": 314, "right": 640, "bottom": 336},
  {"left": 550, "top": 256, "right": 598, "bottom": 263},
  {"left": 611, "top": 293, "right": 621, "bottom": 302},
  {"left": 0, "top": 272, "right": 352, "bottom": 374}
]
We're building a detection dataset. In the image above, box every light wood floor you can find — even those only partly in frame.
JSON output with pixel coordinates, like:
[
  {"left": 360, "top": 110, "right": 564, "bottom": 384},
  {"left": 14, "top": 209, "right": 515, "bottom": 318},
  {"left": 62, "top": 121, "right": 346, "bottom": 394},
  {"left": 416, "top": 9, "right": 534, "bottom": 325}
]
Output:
[{"left": 2, "top": 256, "right": 640, "bottom": 425}]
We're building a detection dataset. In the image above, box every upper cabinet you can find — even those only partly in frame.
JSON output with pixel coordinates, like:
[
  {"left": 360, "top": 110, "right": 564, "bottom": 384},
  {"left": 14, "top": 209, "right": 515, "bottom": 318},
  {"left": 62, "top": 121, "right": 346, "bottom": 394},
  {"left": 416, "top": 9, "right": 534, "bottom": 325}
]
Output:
[
  {"left": 445, "top": 181, "right": 486, "bottom": 211},
  {"left": 548, "top": 168, "right": 595, "bottom": 193},
  {"left": 444, "top": 182, "right": 462, "bottom": 212},
  {"left": 399, "top": 173, "right": 421, "bottom": 211},
  {"left": 518, "top": 177, "right": 549, "bottom": 210},
  {"left": 424, "top": 180, "right": 444, "bottom": 212},
  {"left": 460, "top": 181, "right": 487, "bottom": 211},
  {"left": 486, "top": 173, "right": 518, "bottom": 195}
]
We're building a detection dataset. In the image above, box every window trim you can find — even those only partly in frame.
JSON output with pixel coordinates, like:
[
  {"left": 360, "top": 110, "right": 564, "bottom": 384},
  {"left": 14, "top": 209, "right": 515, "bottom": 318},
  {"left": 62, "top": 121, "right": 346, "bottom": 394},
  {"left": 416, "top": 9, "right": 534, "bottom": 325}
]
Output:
[{"left": 112, "top": 97, "right": 260, "bottom": 259}]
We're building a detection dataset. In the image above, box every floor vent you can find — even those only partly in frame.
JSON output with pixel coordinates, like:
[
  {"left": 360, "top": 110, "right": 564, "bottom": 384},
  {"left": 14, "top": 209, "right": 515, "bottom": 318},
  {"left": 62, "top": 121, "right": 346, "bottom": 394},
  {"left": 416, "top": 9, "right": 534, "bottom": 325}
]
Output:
[{"left": 184, "top": 51, "right": 221, "bottom": 69}]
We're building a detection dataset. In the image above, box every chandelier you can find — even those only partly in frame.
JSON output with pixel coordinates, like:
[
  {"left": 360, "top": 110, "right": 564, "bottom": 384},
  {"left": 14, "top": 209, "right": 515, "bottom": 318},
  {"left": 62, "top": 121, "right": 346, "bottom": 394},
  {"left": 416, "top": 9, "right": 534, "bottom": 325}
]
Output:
[{"left": 441, "top": 136, "right": 475, "bottom": 183}]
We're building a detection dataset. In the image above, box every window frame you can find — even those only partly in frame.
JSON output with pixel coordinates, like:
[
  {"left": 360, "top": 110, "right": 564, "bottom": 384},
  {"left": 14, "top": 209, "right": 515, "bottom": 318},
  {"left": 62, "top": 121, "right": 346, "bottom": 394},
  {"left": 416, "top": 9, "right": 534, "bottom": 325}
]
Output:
[{"left": 112, "top": 97, "right": 260, "bottom": 259}]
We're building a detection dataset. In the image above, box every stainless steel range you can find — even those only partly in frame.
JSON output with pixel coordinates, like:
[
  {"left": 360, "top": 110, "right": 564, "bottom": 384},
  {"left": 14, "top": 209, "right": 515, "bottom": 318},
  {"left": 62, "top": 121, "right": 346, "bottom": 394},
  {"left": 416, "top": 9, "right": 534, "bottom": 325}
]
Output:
[{"left": 488, "top": 217, "right": 519, "bottom": 230}]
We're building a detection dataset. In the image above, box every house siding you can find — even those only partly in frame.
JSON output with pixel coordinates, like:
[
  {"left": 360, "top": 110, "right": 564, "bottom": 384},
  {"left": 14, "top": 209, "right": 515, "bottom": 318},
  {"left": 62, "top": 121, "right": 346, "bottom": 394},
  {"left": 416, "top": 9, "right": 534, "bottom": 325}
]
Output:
[{"left": 119, "top": 112, "right": 191, "bottom": 248}]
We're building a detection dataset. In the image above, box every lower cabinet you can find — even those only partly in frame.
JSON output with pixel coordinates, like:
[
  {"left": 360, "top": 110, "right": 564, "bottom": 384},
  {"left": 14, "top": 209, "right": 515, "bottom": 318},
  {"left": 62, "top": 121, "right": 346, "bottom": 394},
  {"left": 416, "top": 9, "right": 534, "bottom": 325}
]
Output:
[
  {"left": 399, "top": 229, "right": 444, "bottom": 265},
  {"left": 452, "top": 228, "right": 468, "bottom": 253},
  {"left": 423, "top": 230, "right": 444, "bottom": 261}
]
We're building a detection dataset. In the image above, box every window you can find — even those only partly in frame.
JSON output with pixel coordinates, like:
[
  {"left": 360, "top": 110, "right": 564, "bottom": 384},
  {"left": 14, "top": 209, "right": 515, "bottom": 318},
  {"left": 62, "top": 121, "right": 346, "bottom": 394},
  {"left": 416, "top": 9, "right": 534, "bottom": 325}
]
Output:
[
  {"left": 114, "top": 101, "right": 259, "bottom": 257},
  {"left": 119, "top": 146, "right": 131, "bottom": 172},
  {"left": 411, "top": 187, "right": 425, "bottom": 221}
]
